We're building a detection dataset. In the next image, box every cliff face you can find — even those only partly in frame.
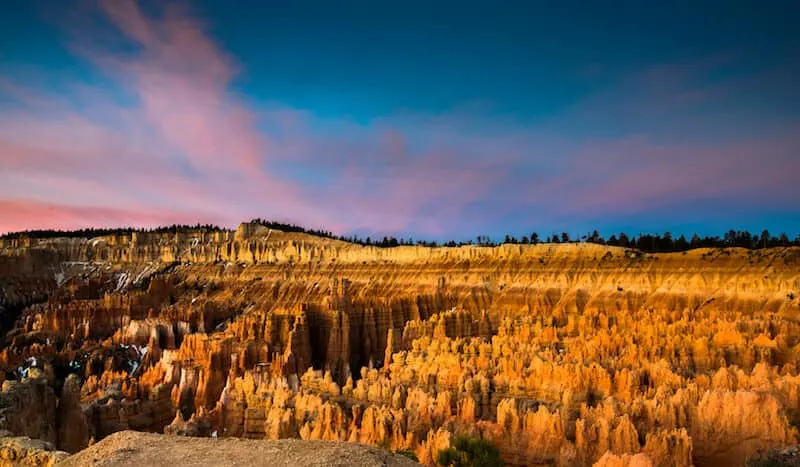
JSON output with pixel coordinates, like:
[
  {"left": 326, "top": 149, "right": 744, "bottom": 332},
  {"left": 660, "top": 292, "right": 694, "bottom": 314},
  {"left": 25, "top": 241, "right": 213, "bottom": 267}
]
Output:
[{"left": 1, "top": 225, "right": 799, "bottom": 465}]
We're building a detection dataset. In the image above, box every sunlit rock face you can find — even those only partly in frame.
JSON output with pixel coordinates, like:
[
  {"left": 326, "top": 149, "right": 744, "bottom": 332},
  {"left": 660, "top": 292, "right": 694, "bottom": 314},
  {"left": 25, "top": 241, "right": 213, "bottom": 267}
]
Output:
[{"left": 1, "top": 224, "right": 799, "bottom": 465}]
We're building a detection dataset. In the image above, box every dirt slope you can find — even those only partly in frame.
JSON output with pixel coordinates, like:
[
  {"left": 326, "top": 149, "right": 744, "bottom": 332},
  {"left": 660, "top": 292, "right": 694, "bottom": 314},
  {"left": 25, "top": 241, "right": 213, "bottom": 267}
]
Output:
[{"left": 58, "top": 431, "right": 419, "bottom": 467}]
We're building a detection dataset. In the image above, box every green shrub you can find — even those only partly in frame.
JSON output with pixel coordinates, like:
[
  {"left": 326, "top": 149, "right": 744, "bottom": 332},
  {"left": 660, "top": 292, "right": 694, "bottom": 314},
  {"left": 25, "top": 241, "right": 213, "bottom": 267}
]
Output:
[
  {"left": 436, "top": 436, "right": 504, "bottom": 467},
  {"left": 437, "top": 448, "right": 467, "bottom": 467}
]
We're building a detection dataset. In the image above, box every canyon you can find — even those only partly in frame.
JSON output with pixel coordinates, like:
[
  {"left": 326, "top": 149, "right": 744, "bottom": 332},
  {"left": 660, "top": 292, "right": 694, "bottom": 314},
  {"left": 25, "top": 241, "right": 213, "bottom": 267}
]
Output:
[{"left": 0, "top": 222, "right": 799, "bottom": 466}]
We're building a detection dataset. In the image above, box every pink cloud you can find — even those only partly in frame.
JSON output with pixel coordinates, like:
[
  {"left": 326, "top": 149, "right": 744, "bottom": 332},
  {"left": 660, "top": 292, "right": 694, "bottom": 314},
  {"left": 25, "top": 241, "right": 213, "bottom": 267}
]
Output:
[
  {"left": 1, "top": 1, "right": 338, "bottom": 233},
  {"left": 95, "top": 0, "right": 265, "bottom": 177},
  {"left": 0, "top": 11, "right": 512, "bottom": 236}
]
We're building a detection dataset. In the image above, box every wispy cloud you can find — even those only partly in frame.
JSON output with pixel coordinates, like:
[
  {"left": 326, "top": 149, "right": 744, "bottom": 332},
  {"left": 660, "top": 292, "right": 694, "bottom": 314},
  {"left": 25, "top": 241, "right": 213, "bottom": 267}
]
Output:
[
  {"left": 522, "top": 128, "right": 800, "bottom": 217},
  {"left": 0, "top": 2, "right": 797, "bottom": 237},
  {"left": 96, "top": 0, "right": 263, "bottom": 176}
]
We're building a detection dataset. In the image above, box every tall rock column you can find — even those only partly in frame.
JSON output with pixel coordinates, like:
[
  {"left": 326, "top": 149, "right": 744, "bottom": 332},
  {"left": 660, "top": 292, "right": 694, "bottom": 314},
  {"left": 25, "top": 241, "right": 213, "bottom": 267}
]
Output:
[{"left": 56, "top": 374, "right": 90, "bottom": 453}]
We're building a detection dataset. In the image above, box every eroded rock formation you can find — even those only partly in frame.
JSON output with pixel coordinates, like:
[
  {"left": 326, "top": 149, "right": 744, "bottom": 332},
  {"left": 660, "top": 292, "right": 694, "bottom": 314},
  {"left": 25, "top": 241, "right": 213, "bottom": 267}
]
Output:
[{"left": 0, "top": 224, "right": 799, "bottom": 465}]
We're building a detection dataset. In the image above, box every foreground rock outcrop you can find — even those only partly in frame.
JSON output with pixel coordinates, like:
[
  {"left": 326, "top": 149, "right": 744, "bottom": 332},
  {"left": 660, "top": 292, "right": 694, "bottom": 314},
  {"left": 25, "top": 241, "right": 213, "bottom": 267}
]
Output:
[
  {"left": 0, "top": 224, "right": 798, "bottom": 466},
  {"left": 58, "top": 430, "right": 419, "bottom": 467},
  {"left": 0, "top": 433, "right": 68, "bottom": 467}
]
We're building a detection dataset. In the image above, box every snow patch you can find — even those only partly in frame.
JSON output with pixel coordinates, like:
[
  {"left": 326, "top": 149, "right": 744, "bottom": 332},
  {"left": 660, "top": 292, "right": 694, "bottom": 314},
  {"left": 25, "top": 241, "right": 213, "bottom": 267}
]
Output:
[
  {"left": 115, "top": 273, "right": 129, "bottom": 292},
  {"left": 18, "top": 357, "right": 39, "bottom": 378},
  {"left": 133, "top": 263, "right": 158, "bottom": 285}
]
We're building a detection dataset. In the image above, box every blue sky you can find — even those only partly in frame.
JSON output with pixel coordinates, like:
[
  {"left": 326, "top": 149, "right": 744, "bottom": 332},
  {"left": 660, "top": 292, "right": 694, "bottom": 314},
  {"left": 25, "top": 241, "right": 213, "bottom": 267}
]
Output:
[{"left": 1, "top": 0, "right": 798, "bottom": 240}]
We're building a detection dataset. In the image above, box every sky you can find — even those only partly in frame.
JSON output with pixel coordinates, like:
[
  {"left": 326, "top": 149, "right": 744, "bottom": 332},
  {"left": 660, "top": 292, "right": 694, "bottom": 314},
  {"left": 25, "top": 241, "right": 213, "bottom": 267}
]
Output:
[{"left": 1, "top": 0, "right": 799, "bottom": 240}]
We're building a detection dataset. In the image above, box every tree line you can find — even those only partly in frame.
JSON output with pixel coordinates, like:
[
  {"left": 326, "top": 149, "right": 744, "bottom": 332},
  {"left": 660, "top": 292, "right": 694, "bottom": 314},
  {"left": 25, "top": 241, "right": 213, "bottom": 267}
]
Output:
[
  {"left": 495, "top": 229, "right": 800, "bottom": 252},
  {"left": 0, "top": 223, "right": 224, "bottom": 240},
  {"left": 249, "top": 220, "right": 799, "bottom": 253},
  {"left": 3, "top": 220, "right": 799, "bottom": 254}
]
